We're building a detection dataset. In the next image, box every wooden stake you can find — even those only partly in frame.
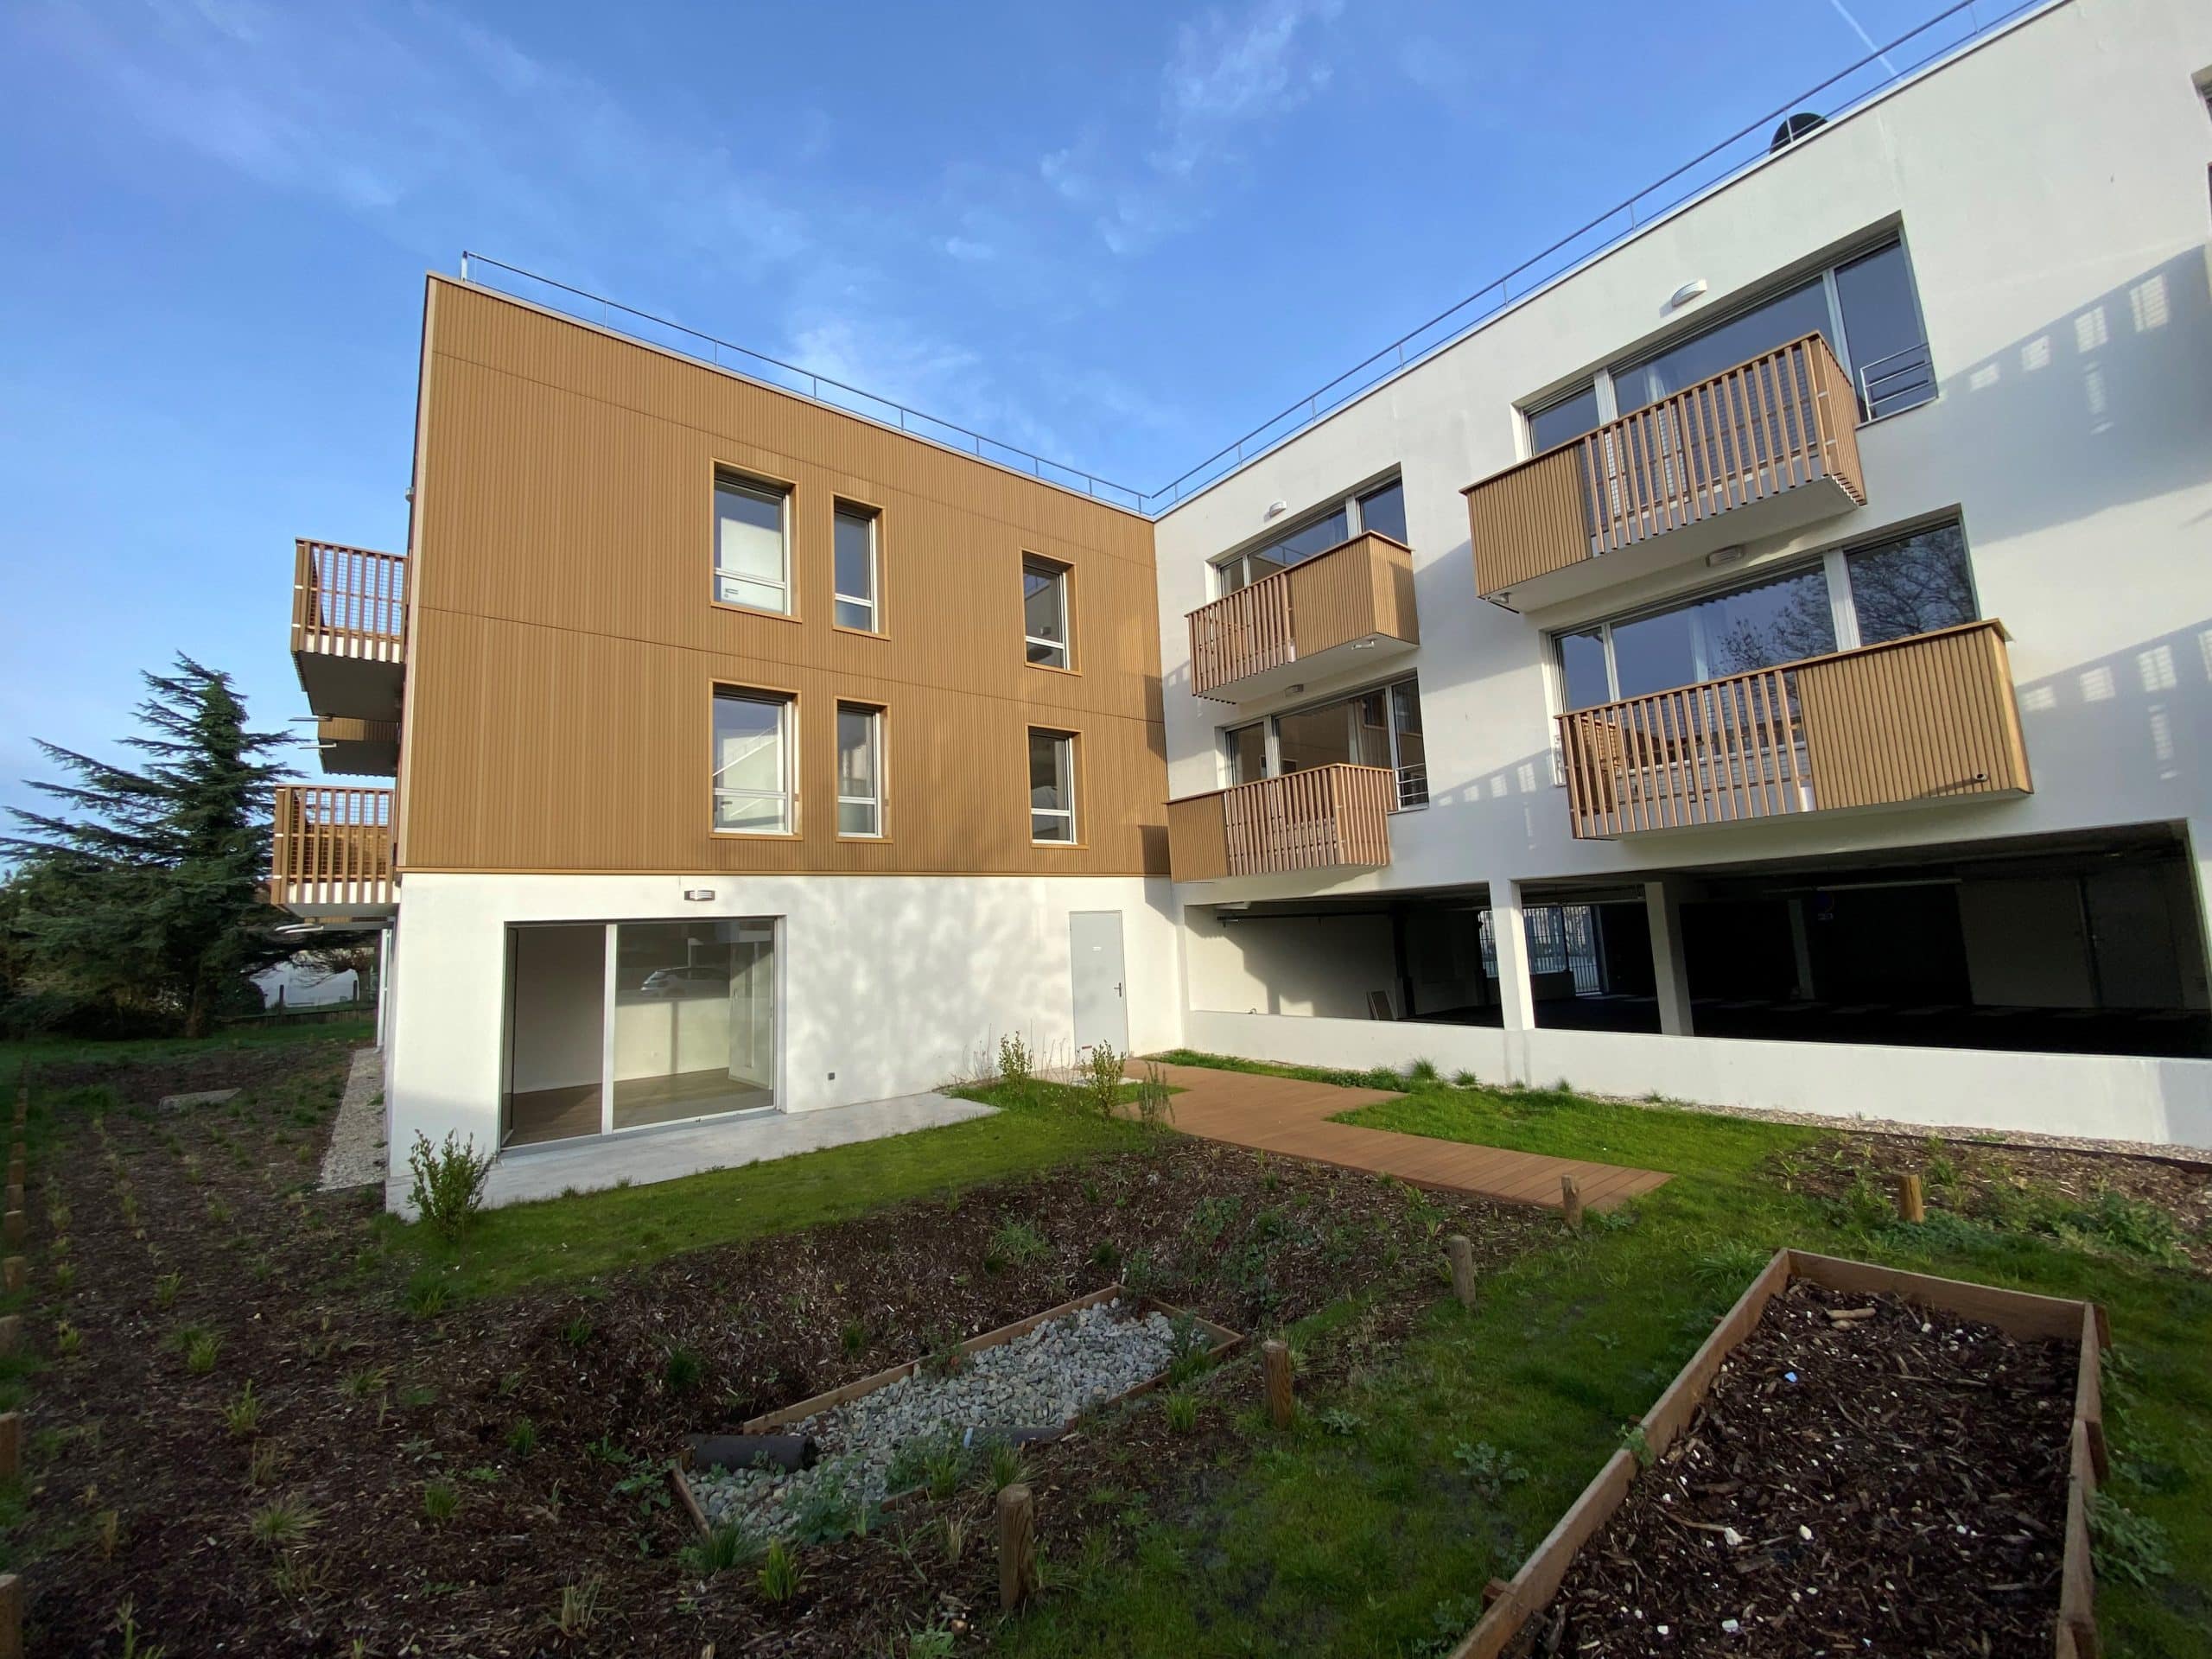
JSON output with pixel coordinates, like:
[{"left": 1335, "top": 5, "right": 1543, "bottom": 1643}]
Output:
[
  {"left": 0, "top": 1413, "right": 18, "bottom": 1480},
  {"left": 1560, "top": 1176, "right": 1584, "bottom": 1232},
  {"left": 997, "top": 1482, "right": 1036, "bottom": 1611},
  {"left": 1895, "top": 1173, "right": 1925, "bottom": 1224},
  {"left": 0, "top": 1317, "right": 16, "bottom": 1357},
  {"left": 0, "top": 1570, "right": 19, "bottom": 1659},
  {"left": 1445, "top": 1234, "right": 1478, "bottom": 1308},
  {"left": 1, "top": 1259, "right": 22, "bottom": 1294},
  {"left": 0, "top": 1215, "right": 21, "bottom": 1250},
  {"left": 2, "top": 1190, "right": 18, "bottom": 1217},
  {"left": 1262, "top": 1339, "right": 1294, "bottom": 1429}
]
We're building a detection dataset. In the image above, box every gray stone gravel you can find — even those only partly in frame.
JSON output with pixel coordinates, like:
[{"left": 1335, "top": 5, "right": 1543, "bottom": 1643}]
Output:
[
  {"left": 689, "top": 1299, "right": 1207, "bottom": 1538},
  {"left": 318, "top": 1046, "right": 386, "bottom": 1192}
]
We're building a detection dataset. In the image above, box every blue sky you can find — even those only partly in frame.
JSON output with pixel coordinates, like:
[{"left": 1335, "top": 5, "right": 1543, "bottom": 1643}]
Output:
[{"left": 0, "top": 0, "right": 1945, "bottom": 823}]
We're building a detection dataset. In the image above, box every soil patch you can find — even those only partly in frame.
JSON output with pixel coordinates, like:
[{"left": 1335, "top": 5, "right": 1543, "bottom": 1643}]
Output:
[
  {"left": 22, "top": 1041, "right": 1548, "bottom": 1656},
  {"left": 1518, "top": 1280, "right": 2075, "bottom": 1657}
]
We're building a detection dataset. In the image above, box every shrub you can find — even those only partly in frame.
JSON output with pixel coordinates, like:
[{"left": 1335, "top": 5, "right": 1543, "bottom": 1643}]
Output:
[
  {"left": 996, "top": 1033, "right": 1034, "bottom": 1087},
  {"left": 405, "top": 1130, "right": 493, "bottom": 1243},
  {"left": 1130, "top": 1060, "right": 1175, "bottom": 1129},
  {"left": 223, "top": 1382, "right": 262, "bottom": 1438},
  {"left": 989, "top": 1220, "right": 1050, "bottom": 1267},
  {"left": 1163, "top": 1391, "right": 1200, "bottom": 1433},
  {"left": 404, "top": 1275, "right": 451, "bottom": 1319},
  {"left": 184, "top": 1330, "right": 220, "bottom": 1375},
  {"left": 981, "top": 1439, "right": 1027, "bottom": 1494},
  {"left": 788, "top": 1467, "right": 866, "bottom": 1543},
  {"left": 422, "top": 1478, "right": 461, "bottom": 1522},
  {"left": 556, "top": 1577, "right": 601, "bottom": 1636},
  {"left": 682, "top": 1518, "right": 764, "bottom": 1575},
  {"left": 756, "top": 1538, "right": 804, "bottom": 1602},
  {"left": 663, "top": 1346, "right": 705, "bottom": 1395},
  {"left": 1406, "top": 1057, "right": 1442, "bottom": 1086},
  {"left": 249, "top": 1497, "right": 319, "bottom": 1548},
  {"left": 1080, "top": 1043, "right": 1126, "bottom": 1121}
]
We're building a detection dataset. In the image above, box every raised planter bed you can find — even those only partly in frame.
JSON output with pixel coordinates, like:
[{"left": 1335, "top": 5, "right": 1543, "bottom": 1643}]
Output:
[
  {"left": 672, "top": 1284, "right": 1244, "bottom": 1535},
  {"left": 1451, "top": 1249, "right": 2107, "bottom": 1659}
]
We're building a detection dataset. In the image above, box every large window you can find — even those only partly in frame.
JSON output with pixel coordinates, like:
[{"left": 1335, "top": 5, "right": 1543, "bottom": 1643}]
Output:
[
  {"left": 833, "top": 504, "right": 880, "bottom": 632},
  {"left": 836, "top": 703, "right": 883, "bottom": 837},
  {"left": 712, "top": 688, "right": 793, "bottom": 834},
  {"left": 1519, "top": 234, "right": 1935, "bottom": 454},
  {"left": 1023, "top": 556, "right": 1071, "bottom": 669},
  {"left": 1029, "top": 729, "right": 1077, "bottom": 843},
  {"left": 713, "top": 474, "right": 791, "bottom": 614},
  {"left": 1212, "top": 474, "right": 1406, "bottom": 595},
  {"left": 1225, "top": 675, "right": 1428, "bottom": 809},
  {"left": 1554, "top": 520, "right": 1977, "bottom": 709}
]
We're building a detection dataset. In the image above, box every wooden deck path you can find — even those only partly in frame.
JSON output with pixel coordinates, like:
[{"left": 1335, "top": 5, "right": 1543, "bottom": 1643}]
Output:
[{"left": 1141, "top": 1062, "right": 1670, "bottom": 1213}]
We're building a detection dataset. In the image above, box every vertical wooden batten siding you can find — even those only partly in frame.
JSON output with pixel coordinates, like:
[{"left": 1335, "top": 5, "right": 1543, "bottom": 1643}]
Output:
[
  {"left": 270, "top": 786, "right": 395, "bottom": 909},
  {"left": 405, "top": 276, "right": 1168, "bottom": 878},
  {"left": 1555, "top": 620, "right": 2030, "bottom": 838},
  {"left": 1465, "top": 334, "right": 1865, "bottom": 601},
  {"left": 1185, "top": 533, "right": 1417, "bottom": 701},
  {"left": 1165, "top": 765, "right": 1395, "bottom": 880}
]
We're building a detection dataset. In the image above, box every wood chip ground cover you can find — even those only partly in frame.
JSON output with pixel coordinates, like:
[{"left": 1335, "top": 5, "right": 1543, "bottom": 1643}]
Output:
[
  {"left": 1516, "top": 1281, "right": 2075, "bottom": 1657},
  {"left": 16, "top": 1040, "right": 1548, "bottom": 1656}
]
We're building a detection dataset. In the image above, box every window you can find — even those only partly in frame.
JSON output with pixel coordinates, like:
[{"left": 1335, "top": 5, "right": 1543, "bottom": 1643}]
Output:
[
  {"left": 713, "top": 474, "right": 791, "bottom": 614},
  {"left": 1527, "top": 385, "right": 1604, "bottom": 456},
  {"left": 712, "top": 688, "right": 793, "bottom": 834},
  {"left": 1553, "top": 518, "right": 1976, "bottom": 709},
  {"left": 1834, "top": 241, "right": 1935, "bottom": 417},
  {"left": 836, "top": 703, "right": 883, "bottom": 837},
  {"left": 1029, "top": 729, "right": 1077, "bottom": 843},
  {"left": 1254, "top": 675, "right": 1428, "bottom": 809},
  {"left": 1612, "top": 278, "right": 1834, "bottom": 414},
  {"left": 1023, "top": 556, "right": 1071, "bottom": 669},
  {"left": 1211, "top": 473, "right": 1407, "bottom": 594},
  {"left": 833, "top": 505, "right": 880, "bottom": 632},
  {"left": 1357, "top": 479, "right": 1408, "bottom": 543}
]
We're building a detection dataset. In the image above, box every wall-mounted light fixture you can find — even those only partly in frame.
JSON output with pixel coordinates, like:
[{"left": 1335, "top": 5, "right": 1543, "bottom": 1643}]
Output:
[
  {"left": 1706, "top": 545, "right": 1746, "bottom": 568},
  {"left": 683, "top": 888, "right": 716, "bottom": 901},
  {"left": 1669, "top": 278, "right": 1709, "bottom": 309},
  {"left": 1263, "top": 500, "right": 1288, "bottom": 519}
]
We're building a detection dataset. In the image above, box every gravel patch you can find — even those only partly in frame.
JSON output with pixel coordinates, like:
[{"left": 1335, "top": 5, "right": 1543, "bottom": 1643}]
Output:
[
  {"left": 690, "top": 1299, "right": 1205, "bottom": 1537},
  {"left": 318, "top": 1046, "right": 385, "bottom": 1192}
]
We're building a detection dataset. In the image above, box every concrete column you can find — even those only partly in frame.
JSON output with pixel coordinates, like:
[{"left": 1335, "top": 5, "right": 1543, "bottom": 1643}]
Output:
[
  {"left": 1489, "top": 881, "right": 1539, "bottom": 1033},
  {"left": 1644, "top": 877, "right": 1694, "bottom": 1037}
]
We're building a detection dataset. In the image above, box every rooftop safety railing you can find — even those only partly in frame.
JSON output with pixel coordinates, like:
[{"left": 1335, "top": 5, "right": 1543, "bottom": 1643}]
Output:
[{"left": 458, "top": 0, "right": 2057, "bottom": 519}]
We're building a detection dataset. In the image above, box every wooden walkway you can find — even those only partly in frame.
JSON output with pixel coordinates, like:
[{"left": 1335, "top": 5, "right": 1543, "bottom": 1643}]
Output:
[{"left": 1141, "top": 1062, "right": 1670, "bottom": 1213}]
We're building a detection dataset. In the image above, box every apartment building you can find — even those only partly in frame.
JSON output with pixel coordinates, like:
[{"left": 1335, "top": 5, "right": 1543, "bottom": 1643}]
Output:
[{"left": 276, "top": 0, "right": 2212, "bottom": 1207}]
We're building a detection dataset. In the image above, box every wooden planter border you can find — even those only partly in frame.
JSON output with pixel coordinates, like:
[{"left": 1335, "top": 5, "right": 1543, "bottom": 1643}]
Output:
[
  {"left": 671, "top": 1284, "right": 1245, "bottom": 1535},
  {"left": 1447, "top": 1249, "right": 2108, "bottom": 1659}
]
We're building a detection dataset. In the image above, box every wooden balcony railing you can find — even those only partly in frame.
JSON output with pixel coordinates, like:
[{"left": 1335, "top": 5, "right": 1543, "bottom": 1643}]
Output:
[
  {"left": 1466, "top": 334, "right": 1866, "bottom": 603},
  {"left": 270, "top": 785, "right": 396, "bottom": 910},
  {"left": 1187, "top": 531, "right": 1417, "bottom": 701},
  {"left": 292, "top": 540, "right": 407, "bottom": 661},
  {"left": 1556, "top": 621, "right": 2029, "bottom": 839},
  {"left": 1166, "top": 764, "right": 1398, "bottom": 881}
]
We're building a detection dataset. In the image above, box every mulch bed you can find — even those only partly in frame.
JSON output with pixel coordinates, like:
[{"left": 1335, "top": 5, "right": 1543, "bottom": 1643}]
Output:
[
  {"left": 1517, "top": 1281, "right": 2075, "bottom": 1658},
  {"left": 21, "top": 1040, "right": 1548, "bottom": 1656}
]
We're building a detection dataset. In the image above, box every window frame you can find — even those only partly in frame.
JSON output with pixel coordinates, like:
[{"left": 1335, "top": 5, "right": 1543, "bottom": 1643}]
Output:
[
  {"left": 1209, "top": 471, "right": 1405, "bottom": 598},
  {"left": 834, "top": 699, "right": 887, "bottom": 840},
  {"left": 709, "top": 467, "right": 799, "bottom": 621},
  {"left": 1022, "top": 554, "right": 1075, "bottom": 673},
  {"left": 1512, "top": 230, "right": 1936, "bottom": 458},
  {"left": 709, "top": 682, "right": 800, "bottom": 837},
  {"left": 831, "top": 498, "right": 885, "bottom": 637},
  {"left": 1027, "top": 726, "right": 1080, "bottom": 846}
]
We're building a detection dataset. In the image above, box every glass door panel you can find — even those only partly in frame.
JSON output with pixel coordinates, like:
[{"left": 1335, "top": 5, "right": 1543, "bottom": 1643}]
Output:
[{"left": 611, "top": 920, "right": 775, "bottom": 1130}]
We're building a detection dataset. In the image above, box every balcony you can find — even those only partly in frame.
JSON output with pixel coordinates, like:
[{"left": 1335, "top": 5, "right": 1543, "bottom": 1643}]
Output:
[
  {"left": 1166, "top": 765, "right": 1397, "bottom": 882},
  {"left": 315, "top": 717, "right": 398, "bottom": 777},
  {"left": 1556, "top": 621, "right": 2029, "bottom": 840},
  {"left": 1187, "top": 531, "right": 1417, "bottom": 703},
  {"left": 292, "top": 540, "right": 407, "bottom": 725},
  {"left": 1465, "top": 334, "right": 1866, "bottom": 612},
  {"left": 270, "top": 785, "right": 396, "bottom": 915}
]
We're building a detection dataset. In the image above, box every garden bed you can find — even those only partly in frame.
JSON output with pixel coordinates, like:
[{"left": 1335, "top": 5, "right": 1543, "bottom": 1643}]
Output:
[
  {"left": 1452, "top": 1250, "right": 2105, "bottom": 1659},
  {"left": 674, "top": 1286, "right": 1243, "bottom": 1536}
]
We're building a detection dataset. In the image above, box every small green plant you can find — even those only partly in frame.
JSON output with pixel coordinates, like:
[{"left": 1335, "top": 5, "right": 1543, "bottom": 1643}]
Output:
[
  {"left": 1088, "top": 1239, "right": 1121, "bottom": 1270},
  {"left": 1130, "top": 1060, "right": 1175, "bottom": 1128},
  {"left": 757, "top": 1537, "right": 804, "bottom": 1602},
  {"left": 404, "top": 1275, "right": 452, "bottom": 1319},
  {"left": 681, "top": 1518, "right": 764, "bottom": 1575},
  {"left": 249, "top": 1497, "right": 319, "bottom": 1548},
  {"left": 1618, "top": 1423, "right": 1654, "bottom": 1469},
  {"left": 111, "top": 1598, "right": 165, "bottom": 1659},
  {"left": 789, "top": 1465, "right": 867, "bottom": 1543},
  {"left": 1316, "top": 1406, "right": 1363, "bottom": 1437},
  {"left": 55, "top": 1319, "right": 82, "bottom": 1357},
  {"left": 1163, "top": 1390, "right": 1200, "bottom": 1433},
  {"left": 1839, "top": 1171, "right": 1892, "bottom": 1230},
  {"left": 982, "top": 1438, "right": 1027, "bottom": 1494},
  {"left": 1080, "top": 1042, "right": 1127, "bottom": 1121},
  {"left": 341, "top": 1365, "right": 391, "bottom": 1400},
  {"left": 2091, "top": 1491, "right": 2173, "bottom": 1586},
  {"left": 248, "top": 1440, "right": 283, "bottom": 1486},
  {"left": 96, "top": 1506, "right": 121, "bottom": 1558},
  {"left": 1406, "top": 1057, "right": 1442, "bottom": 1086},
  {"left": 996, "top": 1032, "right": 1034, "bottom": 1086},
  {"left": 919, "top": 1329, "right": 966, "bottom": 1379},
  {"left": 202, "top": 1196, "right": 228, "bottom": 1225},
  {"left": 152, "top": 1270, "right": 182, "bottom": 1310},
  {"left": 1452, "top": 1440, "right": 1530, "bottom": 1498},
  {"left": 559, "top": 1313, "right": 594, "bottom": 1348},
  {"left": 184, "top": 1330, "right": 220, "bottom": 1375},
  {"left": 556, "top": 1575, "right": 601, "bottom": 1636},
  {"left": 989, "top": 1219, "right": 1050, "bottom": 1267},
  {"left": 422, "top": 1478, "right": 461, "bottom": 1522},
  {"left": 52, "top": 1259, "right": 75, "bottom": 1292},
  {"left": 405, "top": 1129, "right": 493, "bottom": 1243},
  {"left": 907, "top": 1624, "right": 957, "bottom": 1659},
  {"left": 840, "top": 1319, "right": 868, "bottom": 1355},
  {"left": 223, "top": 1382, "right": 262, "bottom": 1438},
  {"left": 663, "top": 1345, "right": 705, "bottom": 1394},
  {"left": 505, "top": 1416, "right": 539, "bottom": 1457}
]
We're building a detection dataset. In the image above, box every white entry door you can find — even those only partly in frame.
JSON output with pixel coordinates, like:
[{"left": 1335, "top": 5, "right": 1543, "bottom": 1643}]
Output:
[{"left": 1069, "top": 911, "right": 1128, "bottom": 1057}]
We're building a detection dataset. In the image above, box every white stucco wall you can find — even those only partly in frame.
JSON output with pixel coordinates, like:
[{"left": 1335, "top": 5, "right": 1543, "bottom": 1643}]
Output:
[
  {"left": 1151, "top": 0, "right": 2212, "bottom": 906},
  {"left": 383, "top": 872, "right": 1185, "bottom": 1185},
  {"left": 1184, "top": 908, "right": 1397, "bottom": 1017}
]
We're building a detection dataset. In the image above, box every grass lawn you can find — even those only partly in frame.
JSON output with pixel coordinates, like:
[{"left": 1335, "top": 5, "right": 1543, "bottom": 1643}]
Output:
[
  {"left": 998, "top": 1060, "right": 2212, "bottom": 1658},
  {"left": 0, "top": 1017, "right": 376, "bottom": 1093}
]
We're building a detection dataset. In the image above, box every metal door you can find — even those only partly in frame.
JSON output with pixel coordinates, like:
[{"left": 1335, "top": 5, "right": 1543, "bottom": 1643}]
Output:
[{"left": 1069, "top": 911, "right": 1129, "bottom": 1057}]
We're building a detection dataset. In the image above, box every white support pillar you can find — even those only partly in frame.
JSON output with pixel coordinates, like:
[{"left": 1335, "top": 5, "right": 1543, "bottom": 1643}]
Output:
[
  {"left": 1490, "top": 880, "right": 1539, "bottom": 1033},
  {"left": 1644, "top": 877, "right": 1694, "bottom": 1037}
]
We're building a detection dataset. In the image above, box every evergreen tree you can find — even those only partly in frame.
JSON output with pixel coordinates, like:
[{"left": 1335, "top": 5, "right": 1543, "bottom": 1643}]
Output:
[{"left": 3, "top": 656, "right": 293, "bottom": 1036}]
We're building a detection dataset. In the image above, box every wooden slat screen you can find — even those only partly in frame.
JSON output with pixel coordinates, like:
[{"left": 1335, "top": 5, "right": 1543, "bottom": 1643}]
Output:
[
  {"left": 1188, "top": 575, "right": 1293, "bottom": 701},
  {"left": 1166, "top": 764, "right": 1395, "bottom": 880},
  {"left": 1466, "top": 334, "right": 1866, "bottom": 600},
  {"left": 292, "top": 541, "right": 408, "bottom": 661},
  {"left": 270, "top": 785, "right": 396, "bottom": 908},
  {"left": 1186, "top": 532, "right": 1417, "bottom": 701},
  {"left": 1556, "top": 621, "right": 2028, "bottom": 839}
]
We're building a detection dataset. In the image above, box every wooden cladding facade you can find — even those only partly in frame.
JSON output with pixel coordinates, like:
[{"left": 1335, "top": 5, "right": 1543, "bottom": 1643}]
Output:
[
  {"left": 1465, "top": 334, "right": 1866, "bottom": 601},
  {"left": 404, "top": 278, "right": 1168, "bottom": 877},
  {"left": 1186, "top": 532, "right": 1419, "bottom": 701},
  {"left": 1166, "top": 766, "right": 1396, "bottom": 881},
  {"left": 1555, "top": 620, "right": 2030, "bottom": 838}
]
